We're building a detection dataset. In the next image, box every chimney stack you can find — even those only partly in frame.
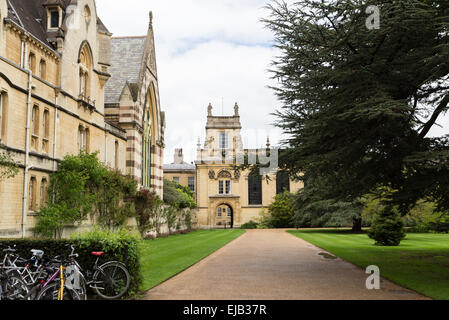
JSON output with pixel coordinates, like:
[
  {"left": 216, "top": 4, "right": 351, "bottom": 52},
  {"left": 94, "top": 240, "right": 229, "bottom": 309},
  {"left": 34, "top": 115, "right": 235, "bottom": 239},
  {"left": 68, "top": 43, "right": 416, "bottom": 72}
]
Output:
[{"left": 174, "top": 148, "right": 184, "bottom": 164}]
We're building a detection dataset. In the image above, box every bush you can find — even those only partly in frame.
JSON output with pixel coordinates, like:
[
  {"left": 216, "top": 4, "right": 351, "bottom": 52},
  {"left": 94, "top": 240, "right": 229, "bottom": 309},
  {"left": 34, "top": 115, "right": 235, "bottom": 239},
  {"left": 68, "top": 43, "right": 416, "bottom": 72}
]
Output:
[
  {"left": 0, "top": 227, "right": 141, "bottom": 298},
  {"left": 163, "top": 179, "right": 196, "bottom": 209},
  {"left": 71, "top": 227, "right": 142, "bottom": 296},
  {"left": 241, "top": 221, "right": 259, "bottom": 229},
  {"left": 268, "top": 192, "right": 296, "bottom": 228},
  {"left": 368, "top": 206, "right": 406, "bottom": 246}
]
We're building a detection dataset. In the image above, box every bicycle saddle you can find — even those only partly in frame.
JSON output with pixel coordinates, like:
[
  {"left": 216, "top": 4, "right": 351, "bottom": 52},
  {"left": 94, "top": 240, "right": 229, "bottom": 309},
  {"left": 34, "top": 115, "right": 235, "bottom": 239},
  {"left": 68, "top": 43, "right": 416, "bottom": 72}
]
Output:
[
  {"left": 91, "top": 252, "right": 105, "bottom": 257},
  {"left": 31, "top": 250, "right": 44, "bottom": 259}
]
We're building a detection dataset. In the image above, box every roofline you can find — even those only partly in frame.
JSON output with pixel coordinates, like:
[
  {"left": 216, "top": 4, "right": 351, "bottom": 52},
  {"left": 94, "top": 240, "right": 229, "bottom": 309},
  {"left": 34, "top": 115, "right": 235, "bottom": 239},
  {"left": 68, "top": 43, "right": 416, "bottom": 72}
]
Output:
[
  {"left": 4, "top": 19, "right": 61, "bottom": 58},
  {"left": 111, "top": 36, "right": 147, "bottom": 39}
]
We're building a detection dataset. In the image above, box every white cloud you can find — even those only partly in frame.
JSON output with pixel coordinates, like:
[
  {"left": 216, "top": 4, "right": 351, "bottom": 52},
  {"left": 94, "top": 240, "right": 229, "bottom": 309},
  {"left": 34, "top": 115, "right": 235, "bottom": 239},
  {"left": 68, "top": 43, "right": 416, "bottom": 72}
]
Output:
[{"left": 96, "top": 0, "right": 285, "bottom": 163}]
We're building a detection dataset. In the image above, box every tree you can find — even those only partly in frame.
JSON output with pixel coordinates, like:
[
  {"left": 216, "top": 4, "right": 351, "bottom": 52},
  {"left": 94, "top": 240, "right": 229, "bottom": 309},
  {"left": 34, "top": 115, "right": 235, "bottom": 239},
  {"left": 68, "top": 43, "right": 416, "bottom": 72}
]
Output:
[
  {"left": 268, "top": 191, "right": 296, "bottom": 228},
  {"left": 163, "top": 179, "right": 196, "bottom": 209},
  {"left": 368, "top": 206, "right": 406, "bottom": 246},
  {"left": 264, "top": 0, "right": 449, "bottom": 221},
  {"left": 34, "top": 152, "right": 137, "bottom": 238}
]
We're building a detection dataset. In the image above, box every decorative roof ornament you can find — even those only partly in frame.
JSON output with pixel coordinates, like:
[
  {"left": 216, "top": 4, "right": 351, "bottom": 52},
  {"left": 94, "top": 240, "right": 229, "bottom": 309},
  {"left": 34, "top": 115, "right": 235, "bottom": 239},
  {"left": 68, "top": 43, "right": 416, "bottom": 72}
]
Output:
[
  {"left": 208, "top": 103, "right": 213, "bottom": 116},
  {"left": 234, "top": 102, "right": 239, "bottom": 116},
  {"left": 266, "top": 136, "right": 271, "bottom": 149},
  {"left": 149, "top": 11, "right": 153, "bottom": 28}
]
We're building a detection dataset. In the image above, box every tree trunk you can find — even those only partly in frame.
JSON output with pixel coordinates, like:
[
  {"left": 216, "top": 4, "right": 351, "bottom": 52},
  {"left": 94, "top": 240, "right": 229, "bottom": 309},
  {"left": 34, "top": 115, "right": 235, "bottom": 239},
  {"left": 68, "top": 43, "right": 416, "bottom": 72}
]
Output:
[{"left": 352, "top": 217, "right": 362, "bottom": 232}]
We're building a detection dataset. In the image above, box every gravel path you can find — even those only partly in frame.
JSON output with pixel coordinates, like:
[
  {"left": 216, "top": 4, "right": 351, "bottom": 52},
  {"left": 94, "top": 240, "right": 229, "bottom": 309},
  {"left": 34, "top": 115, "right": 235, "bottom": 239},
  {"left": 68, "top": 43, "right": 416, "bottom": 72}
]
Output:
[{"left": 143, "top": 229, "right": 428, "bottom": 300}]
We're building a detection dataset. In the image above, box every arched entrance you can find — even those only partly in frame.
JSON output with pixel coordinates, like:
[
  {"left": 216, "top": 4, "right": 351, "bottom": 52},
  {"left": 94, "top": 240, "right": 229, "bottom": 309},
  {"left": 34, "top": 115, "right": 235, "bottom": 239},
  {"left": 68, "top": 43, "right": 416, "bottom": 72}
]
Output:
[{"left": 215, "top": 203, "right": 234, "bottom": 229}]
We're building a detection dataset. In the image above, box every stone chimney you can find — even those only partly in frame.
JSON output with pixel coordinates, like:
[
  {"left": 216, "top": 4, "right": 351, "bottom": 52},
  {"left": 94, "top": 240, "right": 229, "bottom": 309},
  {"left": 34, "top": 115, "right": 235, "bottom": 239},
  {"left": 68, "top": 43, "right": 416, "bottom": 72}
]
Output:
[{"left": 174, "top": 148, "right": 184, "bottom": 164}]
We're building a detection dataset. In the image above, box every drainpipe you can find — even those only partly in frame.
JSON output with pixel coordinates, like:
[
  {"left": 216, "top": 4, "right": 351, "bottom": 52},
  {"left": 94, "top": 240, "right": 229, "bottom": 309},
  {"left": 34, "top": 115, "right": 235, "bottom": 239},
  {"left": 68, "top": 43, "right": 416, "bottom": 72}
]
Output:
[{"left": 21, "top": 69, "right": 33, "bottom": 238}]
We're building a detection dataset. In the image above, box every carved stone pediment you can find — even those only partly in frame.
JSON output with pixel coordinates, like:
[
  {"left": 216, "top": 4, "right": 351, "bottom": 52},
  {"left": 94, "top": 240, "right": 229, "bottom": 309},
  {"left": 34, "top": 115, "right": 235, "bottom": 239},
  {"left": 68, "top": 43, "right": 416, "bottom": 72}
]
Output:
[{"left": 217, "top": 170, "right": 232, "bottom": 179}]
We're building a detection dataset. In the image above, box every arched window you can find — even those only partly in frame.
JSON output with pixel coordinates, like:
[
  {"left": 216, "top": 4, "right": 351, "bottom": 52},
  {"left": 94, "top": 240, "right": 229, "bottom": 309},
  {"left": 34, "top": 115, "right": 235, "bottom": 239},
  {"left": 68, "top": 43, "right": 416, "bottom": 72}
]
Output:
[
  {"left": 78, "top": 126, "right": 86, "bottom": 152},
  {"left": 276, "top": 171, "right": 290, "bottom": 194},
  {"left": 78, "top": 44, "right": 92, "bottom": 100},
  {"left": 28, "top": 52, "right": 36, "bottom": 74},
  {"left": 114, "top": 141, "right": 119, "bottom": 169},
  {"left": 248, "top": 174, "right": 262, "bottom": 205},
  {"left": 39, "top": 59, "right": 47, "bottom": 80},
  {"left": 0, "top": 92, "right": 6, "bottom": 141},
  {"left": 42, "top": 110, "right": 50, "bottom": 153},
  {"left": 31, "top": 105, "right": 39, "bottom": 150},
  {"left": 40, "top": 178, "right": 48, "bottom": 206},
  {"left": 29, "top": 177, "right": 36, "bottom": 211},
  {"left": 142, "top": 99, "right": 152, "bottom": 188}
]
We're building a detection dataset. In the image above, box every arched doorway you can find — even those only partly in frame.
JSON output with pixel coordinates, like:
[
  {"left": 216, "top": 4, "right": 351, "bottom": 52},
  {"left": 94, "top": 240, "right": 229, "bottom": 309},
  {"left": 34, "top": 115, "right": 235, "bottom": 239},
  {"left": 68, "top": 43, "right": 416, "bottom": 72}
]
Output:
[{"left": 215, "top": 203, "right": 234, "bottom": 229}]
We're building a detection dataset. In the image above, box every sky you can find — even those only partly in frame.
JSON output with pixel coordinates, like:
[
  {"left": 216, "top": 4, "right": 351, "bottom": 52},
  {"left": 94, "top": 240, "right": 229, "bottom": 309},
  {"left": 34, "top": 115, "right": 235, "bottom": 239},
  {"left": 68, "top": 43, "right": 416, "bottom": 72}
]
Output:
[
  {"left": 95, "top": 0, "right": 449, "bottom": 164},
  {"left": 96, "top": 0, "right": 288, "bottom": 164}
]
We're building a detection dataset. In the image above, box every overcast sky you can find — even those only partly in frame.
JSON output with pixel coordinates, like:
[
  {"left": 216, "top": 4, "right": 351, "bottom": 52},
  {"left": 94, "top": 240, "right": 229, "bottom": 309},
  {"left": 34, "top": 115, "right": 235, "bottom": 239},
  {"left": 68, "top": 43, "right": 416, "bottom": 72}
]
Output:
[
  {"left": 95, "top": 0, "right": 449, "bottom": 164},
  {"left": 96, "top": 0, "right": 289, "bottom": 164}
]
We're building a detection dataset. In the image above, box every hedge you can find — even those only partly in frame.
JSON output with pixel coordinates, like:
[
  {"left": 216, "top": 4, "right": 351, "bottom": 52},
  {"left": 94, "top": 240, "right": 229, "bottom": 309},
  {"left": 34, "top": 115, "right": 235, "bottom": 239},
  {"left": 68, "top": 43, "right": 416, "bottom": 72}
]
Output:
[{"left": 0, "top": 228, "right": 141, "bottom": 298}]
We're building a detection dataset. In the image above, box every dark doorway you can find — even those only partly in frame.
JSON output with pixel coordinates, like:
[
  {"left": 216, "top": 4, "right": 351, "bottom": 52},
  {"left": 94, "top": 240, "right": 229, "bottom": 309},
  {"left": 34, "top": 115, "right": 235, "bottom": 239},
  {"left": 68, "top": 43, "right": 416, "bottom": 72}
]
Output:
[{"left": 216, "top": 203, "right": 234, "bottom": 229}]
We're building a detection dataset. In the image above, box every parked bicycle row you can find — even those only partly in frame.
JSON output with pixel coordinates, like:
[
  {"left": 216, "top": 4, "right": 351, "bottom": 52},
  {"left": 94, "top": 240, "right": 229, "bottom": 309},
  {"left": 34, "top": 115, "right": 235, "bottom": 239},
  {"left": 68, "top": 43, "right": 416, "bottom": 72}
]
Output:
[{"left": 0, "top": 243, "right": 130, "bottom": 300}]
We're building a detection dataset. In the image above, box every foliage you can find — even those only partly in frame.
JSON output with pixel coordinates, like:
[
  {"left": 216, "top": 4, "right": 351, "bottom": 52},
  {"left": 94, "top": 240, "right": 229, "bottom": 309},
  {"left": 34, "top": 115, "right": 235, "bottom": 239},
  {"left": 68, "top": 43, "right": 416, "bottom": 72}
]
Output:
[
  {"left": 163, "top": 179, "right": 196, "bottom": 209},
  {"left": 0, "top": 145, "right": 19, "bottom": 181},
  {"left": 368, "top": 206, "right": 406, "bottom": 246},
  {"left": 268, "top": 192, "right": 296, "bottom": 228},
  {"left": 34, "top": 152, "right": 138, "bottom": 238},
  {"left": 264, "top": 0, "right": 449, "bottom": 216},
  {"left": 96, "top": 169, "right": 137, "bottom": 229},
  {"left": 240, "top": 220, "right": 259, "bottom": 229},
  {"left": 184, "top": 209, "right": 193, "bottom": 230},
  {"left": 163, "top": 205, "right": 179, "bottom": 233},
  {"left": 0, "top": 227, "right": 142, "bottom": 297},
  {"left": 134, "top": 189, "right": 163, "bottom": 236}
]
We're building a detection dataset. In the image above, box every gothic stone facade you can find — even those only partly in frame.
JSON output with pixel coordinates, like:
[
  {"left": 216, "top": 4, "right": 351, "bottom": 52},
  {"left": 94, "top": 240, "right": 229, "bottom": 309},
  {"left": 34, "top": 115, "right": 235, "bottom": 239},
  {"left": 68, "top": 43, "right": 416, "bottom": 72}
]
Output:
[
  {"left": 194, "top": 104, "right": 303, "bottom": 228},
  {"left": 0, "top": 0, "right": 164, "bottom": 238}
]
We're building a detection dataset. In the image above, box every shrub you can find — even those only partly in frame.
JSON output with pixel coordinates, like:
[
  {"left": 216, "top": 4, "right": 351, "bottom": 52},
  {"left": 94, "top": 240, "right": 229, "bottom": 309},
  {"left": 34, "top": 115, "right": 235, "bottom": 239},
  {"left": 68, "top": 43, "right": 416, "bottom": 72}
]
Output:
[
  {"left": 0, "top": 227, "right": 141, "bottom": 298},
  {"left": 368, "top": 206, "right": 406, "bottom": 246},
  {"left": 268, "top": 192, "right": 296, "bottom": 228},
  {"left": 241, "top": 221, "right": 258, "bottom": 229},
  {"left": 71, "top": 227, "right": 142, "bottom": 296},
  {"left": 163, "top": 179, "right": 196, "bottom": 209}
]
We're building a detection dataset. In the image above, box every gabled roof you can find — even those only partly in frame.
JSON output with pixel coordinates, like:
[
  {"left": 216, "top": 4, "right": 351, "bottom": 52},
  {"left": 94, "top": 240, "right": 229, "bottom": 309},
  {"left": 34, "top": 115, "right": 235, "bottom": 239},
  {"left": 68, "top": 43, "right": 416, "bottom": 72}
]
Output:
[
  {"left": 6, "top": 0, "right": 110, "bottom": 48},
  {"left": 104, "top": 36, "right": 146, "bottom": 104}
]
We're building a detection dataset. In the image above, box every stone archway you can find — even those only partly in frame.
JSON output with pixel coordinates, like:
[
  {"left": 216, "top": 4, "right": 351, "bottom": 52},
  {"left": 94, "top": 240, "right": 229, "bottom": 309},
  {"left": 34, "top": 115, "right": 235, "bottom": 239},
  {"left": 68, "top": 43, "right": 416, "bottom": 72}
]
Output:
[{"left": 215, "top": 203, "right": 234, "bottom": 229}]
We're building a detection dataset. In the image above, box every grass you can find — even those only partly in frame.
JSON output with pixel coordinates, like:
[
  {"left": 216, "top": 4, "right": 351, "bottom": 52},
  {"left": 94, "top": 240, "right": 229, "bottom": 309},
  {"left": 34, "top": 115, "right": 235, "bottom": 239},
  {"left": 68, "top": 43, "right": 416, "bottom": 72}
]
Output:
[
  {"left": 288, "top": 229, "right": 449, "bottom": 300},
  {"left": 138, "top": 229, "right": 245, "bottom": 292}
]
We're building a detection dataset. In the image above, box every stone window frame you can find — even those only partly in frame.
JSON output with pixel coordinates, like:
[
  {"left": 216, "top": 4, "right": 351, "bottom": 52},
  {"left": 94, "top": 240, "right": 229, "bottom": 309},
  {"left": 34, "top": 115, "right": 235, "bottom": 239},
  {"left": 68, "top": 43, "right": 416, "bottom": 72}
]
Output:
[
  {"left": 78, "top": 124, "right": 90, "bottom": 153},
  {"left": 0, "top": 91, "right": 6, "bottom": 142},
  {"left": 172, "top": 176, "right": 180, "bottom": 183},
  {"left": 188, "top": 176, "right": 195, "bottom": 192},
  {"left": 39, "top": 59, "right": 47, "bottom": 80},
  {"left": 40, "top": 177, "right": 48, "bottom": 207},
  {"left": 218, "top": 180, "right": 231, "bottom": 195},
  {"left": 29, "top": 176, "right": 37, "bottom": 212},
  {"left": 28, "top": 51, "right": 36, "bottom": 74},
  {"left": 217, "top": 207, "right": 222, "bottom": 218},
  {"left": 219, "top": 132, "right": 228, "bottom": 149},
  {"left": 31, "top": 104, "right": 40, "bottom": 151},
  {"left": 42, "top": 109, "right": 50, "bottom": 153},
  {"left": 47, "top": 7, "right": 62, "bottom": 30},
  {"left": 114, "top": 140, "right": 119, "bottom": 169}
]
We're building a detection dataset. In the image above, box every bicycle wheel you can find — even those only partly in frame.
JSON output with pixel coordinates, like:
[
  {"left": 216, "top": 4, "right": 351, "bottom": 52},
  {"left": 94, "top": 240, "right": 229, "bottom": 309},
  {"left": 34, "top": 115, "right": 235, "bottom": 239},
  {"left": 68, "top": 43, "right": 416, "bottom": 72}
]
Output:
[
  {"left": 4, "top": 275, "right": 29, "bottom": 300},
  {"left": 93, "top": 262, "right": 130, "bottom": 299},
  {"left": 36, "top": 282, "right": 81, "bottom": 300}
]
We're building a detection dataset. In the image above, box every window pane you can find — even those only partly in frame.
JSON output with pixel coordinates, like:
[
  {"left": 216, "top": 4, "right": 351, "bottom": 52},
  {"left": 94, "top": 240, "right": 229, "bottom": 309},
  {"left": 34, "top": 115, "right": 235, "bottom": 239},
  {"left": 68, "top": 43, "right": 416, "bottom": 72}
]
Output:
[
  {"left": 217, "top": 207, "right": 222, "bottom": 217},
  {"left": 225, "top": 180, "right": 231, "bottom": 194},
  {"left": 173, "top": 177, "right": 179, "bottom": 183},
  {"left": 188, "top": 177, "right": 195, "bottom": 191},
  {"left": 50, "top": 11, "right": 59, "bottom": 28},
  {"left": 0, "top": 94, "right": 3, "bottom": 139},
  {"left": 218, "top": 181, "right": 224, "bottom": 194},
  {"left": 248, "top": 175, "right": 262, "bottom": 205},
  {"left": 219, "top": 133, "right": 228, "bottom": 149}
]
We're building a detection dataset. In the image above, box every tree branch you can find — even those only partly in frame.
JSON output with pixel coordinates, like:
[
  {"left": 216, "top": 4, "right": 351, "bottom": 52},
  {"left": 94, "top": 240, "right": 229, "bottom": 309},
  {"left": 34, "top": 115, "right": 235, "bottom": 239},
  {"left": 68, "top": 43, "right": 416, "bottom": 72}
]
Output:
[{"left": 418, "top": 93, "right": 449, "bottom": 138}]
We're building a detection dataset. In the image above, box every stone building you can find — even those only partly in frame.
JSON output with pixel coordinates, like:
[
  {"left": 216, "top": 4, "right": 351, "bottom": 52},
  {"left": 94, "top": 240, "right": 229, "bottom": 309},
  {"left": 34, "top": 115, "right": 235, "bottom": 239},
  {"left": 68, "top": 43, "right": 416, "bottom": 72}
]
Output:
[
  {"left": 194, "top": 103, "right": 303, "bottom": 228},
  {"left": 0, "top": 0, "right": 164, "bottom": 237},
  {"left": 163, "top": 149, "right": 196, "bottom": 193},
  {"left": 104, "top": 13, "right": 165, "bottom": 197}
]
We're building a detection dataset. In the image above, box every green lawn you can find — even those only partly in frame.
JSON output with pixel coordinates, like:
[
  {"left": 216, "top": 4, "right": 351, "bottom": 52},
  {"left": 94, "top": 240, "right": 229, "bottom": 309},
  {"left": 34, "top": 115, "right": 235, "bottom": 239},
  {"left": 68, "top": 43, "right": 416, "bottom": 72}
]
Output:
[
  {"left": 139, "top": 229, "right": 245, "bottom": 292},
  {"left": 289, "top": 229, "right": 449, "bottom": 300}
]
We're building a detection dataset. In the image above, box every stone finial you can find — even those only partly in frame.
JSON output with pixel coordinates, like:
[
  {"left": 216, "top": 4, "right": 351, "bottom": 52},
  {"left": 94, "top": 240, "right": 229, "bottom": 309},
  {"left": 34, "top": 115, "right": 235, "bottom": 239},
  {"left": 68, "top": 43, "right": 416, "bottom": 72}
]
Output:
[
  {"left": 208, "top": 103, "right": 213, "bottom": 116},
  {"left": 266, "top": 136, "right": 271, "bottom": 149},
  {"left": 197, "top": 137, "right": 201, "bottom": 150},
  {"left": 234, "top": 102, "right": 239, "bottom": 116},
  {"left": 149, "top": 11, "right": 153, "bottom": 28}
]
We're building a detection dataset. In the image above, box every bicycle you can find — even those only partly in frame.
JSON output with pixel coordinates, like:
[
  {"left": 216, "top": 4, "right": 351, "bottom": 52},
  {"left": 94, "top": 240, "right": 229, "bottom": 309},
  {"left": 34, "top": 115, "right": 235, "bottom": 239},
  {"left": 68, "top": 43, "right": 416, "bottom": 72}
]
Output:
[
  {"left": 67, "top": 245, "right": 130, "bottom": 300},
  {"left": 35, "top": 255, "right": 83, "bottom": 301}
]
